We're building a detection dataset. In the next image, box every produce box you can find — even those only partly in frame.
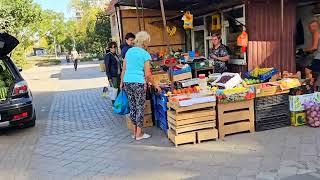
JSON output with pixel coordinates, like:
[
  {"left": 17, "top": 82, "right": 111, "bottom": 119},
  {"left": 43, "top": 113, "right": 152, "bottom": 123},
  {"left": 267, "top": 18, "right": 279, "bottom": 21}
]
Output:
[
  {"left": 254, "top": 83, "right": 280, "bottom": 97},
  {"left": 216, "top": 86, "right": 255, "bottom": 104},
  {"left": 244, "top": 67, "right": 279, "bottom": 82},
  {"left": 151, "top": 73, "right": 170, "bottom": 85},
  {"left": 172, "top": 72, "right": 192, "bottom": 81},
  {"left": 171, "top": 65, "right": 191, "bottom": 75},
  {"left": 289, "top": 92, "right": 320, "bottom": 112},
  {"left": 213, "top": 73, "right": 242, "bottom": 89},
  {"left": 145, "top": 100, "right": 152, "bottom": 115},
  {"left": 126, "top": 114, "right": 153, "bottom": 129},
  {"left": 290, "top": 111, "right": 306, "bottom": 126},
  {"left": 289, "top": 79, "right": 314, "bottom": 95},
  {"left": 192, "top": 60, "right": 213, "bottom": 69}
]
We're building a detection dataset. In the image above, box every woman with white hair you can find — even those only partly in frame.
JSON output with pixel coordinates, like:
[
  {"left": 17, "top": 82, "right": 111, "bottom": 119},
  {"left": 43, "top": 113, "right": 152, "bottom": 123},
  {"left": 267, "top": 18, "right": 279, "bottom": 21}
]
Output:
[{"left": 120, "top": 31, "right": 161, "bottom": 140}]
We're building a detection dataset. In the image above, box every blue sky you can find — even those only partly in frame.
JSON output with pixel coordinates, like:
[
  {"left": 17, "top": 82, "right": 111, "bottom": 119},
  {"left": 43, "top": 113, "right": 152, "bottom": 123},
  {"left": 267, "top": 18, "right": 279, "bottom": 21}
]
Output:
[{"left": 34, "top": 0, "right": 73, "bottom": 19}]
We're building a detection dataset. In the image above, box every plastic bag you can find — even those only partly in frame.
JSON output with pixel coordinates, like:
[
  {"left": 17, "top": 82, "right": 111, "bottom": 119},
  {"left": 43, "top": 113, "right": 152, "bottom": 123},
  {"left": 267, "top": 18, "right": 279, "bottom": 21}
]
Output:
[
  {"left": 113, "top": 90, "right": 130, "bottom": 115},
  {"left": 108, "top": 87, "right": 118, "bottom": 100}
]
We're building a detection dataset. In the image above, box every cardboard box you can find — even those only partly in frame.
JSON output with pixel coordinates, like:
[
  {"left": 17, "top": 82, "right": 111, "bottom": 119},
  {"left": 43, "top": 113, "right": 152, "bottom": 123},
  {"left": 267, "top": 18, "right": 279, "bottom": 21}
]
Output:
[
  {"left": 289, "top": 92, "right": 320, "bottom": 112},
  {"left": 144, "top": 100, "right": 152, "bottom": 115},
  {"left": 290, "top": 111, "right": 306, "bottom": 126},
  {"left": 126, "top": 114, "right": 153, "bottom": 129},
  {"left": 151, "top": 73, "right": 169, "bottom": 84}
]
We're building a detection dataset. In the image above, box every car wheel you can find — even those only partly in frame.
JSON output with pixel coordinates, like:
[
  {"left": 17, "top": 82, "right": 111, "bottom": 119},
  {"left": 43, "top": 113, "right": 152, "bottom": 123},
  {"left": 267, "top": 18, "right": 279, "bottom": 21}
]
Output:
[{"left": 24, "top": 110, "right": 36, "bottom": 128}]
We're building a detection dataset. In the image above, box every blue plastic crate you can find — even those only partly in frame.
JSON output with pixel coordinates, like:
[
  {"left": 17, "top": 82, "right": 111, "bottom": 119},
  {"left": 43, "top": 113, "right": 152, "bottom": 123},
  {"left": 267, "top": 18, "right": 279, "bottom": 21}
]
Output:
[
  {"left": 170, "top": 66, "right": 192, "bottom": 75},
  {"left": 157, "top": 109, "right": 167, "bottom": 123},
  {"left": 159, "top": 121, "right": 168, "bottom": 134},
  {"left": 244, "top": 68, "right": 279, "bottom": 82}
]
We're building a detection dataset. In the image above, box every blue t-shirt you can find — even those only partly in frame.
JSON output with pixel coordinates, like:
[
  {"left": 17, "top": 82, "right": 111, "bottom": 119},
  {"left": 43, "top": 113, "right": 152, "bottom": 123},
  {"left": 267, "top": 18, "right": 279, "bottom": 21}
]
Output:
[{"left": 123, "top": 47, "right": 151, "bottom": 83}]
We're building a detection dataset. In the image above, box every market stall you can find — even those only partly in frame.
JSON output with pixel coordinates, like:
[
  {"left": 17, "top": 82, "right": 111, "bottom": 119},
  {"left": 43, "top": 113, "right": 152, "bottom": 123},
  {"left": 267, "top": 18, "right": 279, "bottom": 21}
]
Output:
[{"left": 115, "top": 0, "right": 320, "bottom": 147}]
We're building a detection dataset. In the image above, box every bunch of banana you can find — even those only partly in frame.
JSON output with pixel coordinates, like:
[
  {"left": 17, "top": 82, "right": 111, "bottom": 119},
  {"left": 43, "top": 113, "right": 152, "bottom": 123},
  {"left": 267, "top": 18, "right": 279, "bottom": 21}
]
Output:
[
  {"left": 166, "top": 26, "right": 177, "bottom": 36},
  {"left": 251, "top": 67, "right": 273, "bottom": 77},
  {"left": 251, "top": 68, "right": 259, "bottom": 77},
  {"left": 258, "top": 68, "right": 273, "bottom": 75}
]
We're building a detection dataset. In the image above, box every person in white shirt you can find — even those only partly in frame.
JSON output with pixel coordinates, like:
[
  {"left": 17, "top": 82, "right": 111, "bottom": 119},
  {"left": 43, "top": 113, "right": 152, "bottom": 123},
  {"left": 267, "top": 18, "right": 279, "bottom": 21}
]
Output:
[{"left": 71, "top": 49, "right": 79, "bottom": 71}]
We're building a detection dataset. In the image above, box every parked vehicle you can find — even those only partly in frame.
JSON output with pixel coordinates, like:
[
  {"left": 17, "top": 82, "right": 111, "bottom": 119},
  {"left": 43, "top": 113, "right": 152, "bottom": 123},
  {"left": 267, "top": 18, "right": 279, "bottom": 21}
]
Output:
[{"left": 0, "top": 33, "right": 36, "bottom": 128}]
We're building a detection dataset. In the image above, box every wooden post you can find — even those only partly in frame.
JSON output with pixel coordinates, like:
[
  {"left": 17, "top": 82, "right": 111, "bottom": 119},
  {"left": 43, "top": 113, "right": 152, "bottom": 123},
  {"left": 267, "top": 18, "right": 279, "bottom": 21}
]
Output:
[
  {"left": 140, "top": 0, "right": 145, "bottom": 30},
  {"left": 159, "top": 0, "right": 170, "bottom": 52},
  {"left": 135, "top": 0, "right": 141, "bottom": 31}
]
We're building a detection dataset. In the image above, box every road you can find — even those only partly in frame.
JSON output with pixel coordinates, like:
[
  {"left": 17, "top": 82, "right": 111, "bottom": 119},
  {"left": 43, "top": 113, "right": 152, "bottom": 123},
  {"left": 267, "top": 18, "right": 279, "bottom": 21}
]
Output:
[{"left": 0, "top": 61, "right": 320, "bottom": 180}]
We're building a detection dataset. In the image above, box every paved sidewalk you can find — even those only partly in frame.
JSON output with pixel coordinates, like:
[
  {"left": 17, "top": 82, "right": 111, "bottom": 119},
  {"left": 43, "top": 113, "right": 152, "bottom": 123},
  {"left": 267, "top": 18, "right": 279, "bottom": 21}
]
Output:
[{"left": 0, "top": 62, "right": 320, "bottom": 180}]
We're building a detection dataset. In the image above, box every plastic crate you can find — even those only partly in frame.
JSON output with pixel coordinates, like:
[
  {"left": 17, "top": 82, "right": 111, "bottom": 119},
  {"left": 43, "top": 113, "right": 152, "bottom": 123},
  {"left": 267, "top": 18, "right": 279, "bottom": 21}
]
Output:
[
  {"left": 170, "top": 66, "right": 192, "bottom": 75},
  {"left": 159, "top": 120, "right": 168, "bottom": 134},
  {"left": 255, "top": 114, "right": 290, "bottom": 131},
  {"left": 244, "top": 68, "right": 279, "bottom": 82},
  {"left": 255, "top": 94, "right": 289, "bottom": 108},
  {"left": 255, "top": 104, "right": 289, "bottom": 119}
]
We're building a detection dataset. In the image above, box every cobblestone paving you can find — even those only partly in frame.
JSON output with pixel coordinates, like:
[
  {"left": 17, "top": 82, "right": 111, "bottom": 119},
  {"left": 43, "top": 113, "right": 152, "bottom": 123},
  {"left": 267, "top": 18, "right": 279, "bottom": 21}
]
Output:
[{"left": 0, "top": 62, "right": 320, "bottom": 180}]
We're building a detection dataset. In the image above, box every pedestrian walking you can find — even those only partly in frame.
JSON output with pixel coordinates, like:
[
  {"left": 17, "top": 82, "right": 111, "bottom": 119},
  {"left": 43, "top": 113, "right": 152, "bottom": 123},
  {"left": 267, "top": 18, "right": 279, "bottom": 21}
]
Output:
[
  {"left": 105, "top": 42, "right": 121, "bottom": 104},
  {"left": 120, "top": 31, "right": 161, "bottom": 140},
  {"left": 120, "top": 32, "right": 135, "bottom": 59},
  {"left": 71, "top": 49, "right": 79, "bottom": 71}
]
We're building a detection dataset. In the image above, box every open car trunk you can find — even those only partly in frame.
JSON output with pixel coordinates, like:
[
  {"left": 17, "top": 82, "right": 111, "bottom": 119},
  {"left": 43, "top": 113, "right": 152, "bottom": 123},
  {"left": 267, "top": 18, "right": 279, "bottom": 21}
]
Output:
[
  {"left": 0, "top": 59, "right": 14, "bottom": 101},
  {"left": 0, "top": 33, "right": 19, "bottom": 57}
]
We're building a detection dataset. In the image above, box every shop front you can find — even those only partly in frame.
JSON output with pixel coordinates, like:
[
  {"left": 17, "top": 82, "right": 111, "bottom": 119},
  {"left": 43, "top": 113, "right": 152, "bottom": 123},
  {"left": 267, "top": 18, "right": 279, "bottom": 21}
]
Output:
[{"left": 110, "top": 0, "right": 320, "bottom": 147}]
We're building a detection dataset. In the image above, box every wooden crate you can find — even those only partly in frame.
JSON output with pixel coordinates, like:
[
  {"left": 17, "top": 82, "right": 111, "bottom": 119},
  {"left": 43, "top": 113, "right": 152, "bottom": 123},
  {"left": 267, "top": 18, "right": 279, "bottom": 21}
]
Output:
[
  {"left": 145, "top": 100, "right": 152, "bottom": 115},
  {"left": 168, "top": 129, "right": 196, "bottom": 147},
  {"left": 151, "top": 73, "right": 169, "bottom": 84},
  {"left": 167, "top": 101, "right": 218, "bottom": 146},
  {"left": 197, "top": 128, "right": 218, "bottom": 143},
  {"left": 217, "top": 100, "right": 255, "bottom": 139},
  {"left": 168, "top": 128, "right": 218, "bottom": 147},
  {"left": 126, "top": 114, "right": 153, "bottom": 129},
  {"left": 172, "top": 72, "right": 192, "bottom": 81}
]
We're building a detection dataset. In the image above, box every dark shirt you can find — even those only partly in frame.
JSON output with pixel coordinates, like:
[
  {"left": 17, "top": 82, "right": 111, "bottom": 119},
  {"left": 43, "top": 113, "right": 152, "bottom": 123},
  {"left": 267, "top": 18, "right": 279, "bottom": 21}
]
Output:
[
  {"left": 209, "top": 44, "right": 229, "bottom": 73},
  {"left": 104, "top": 52, "right": 121, "bottom": 79},
  {"left": 120, "top": 43, "right": 132, "bottom": 59}
]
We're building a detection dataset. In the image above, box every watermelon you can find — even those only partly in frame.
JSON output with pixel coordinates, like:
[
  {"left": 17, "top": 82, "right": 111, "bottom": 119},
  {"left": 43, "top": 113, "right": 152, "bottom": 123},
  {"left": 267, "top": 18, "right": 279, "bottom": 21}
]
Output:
[
  {"left": 0, "top": 81, "right": 5, "bottom": 87},
  {"left": 0, "top": 87, "right": 7, "bottom": 100}
]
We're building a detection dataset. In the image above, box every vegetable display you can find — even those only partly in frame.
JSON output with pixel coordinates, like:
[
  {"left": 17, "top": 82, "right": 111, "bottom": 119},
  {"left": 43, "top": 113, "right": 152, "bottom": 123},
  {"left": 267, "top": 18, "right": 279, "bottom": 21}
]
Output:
[{"left": 304, "top": 102, "right": 320, "bottom": 128}]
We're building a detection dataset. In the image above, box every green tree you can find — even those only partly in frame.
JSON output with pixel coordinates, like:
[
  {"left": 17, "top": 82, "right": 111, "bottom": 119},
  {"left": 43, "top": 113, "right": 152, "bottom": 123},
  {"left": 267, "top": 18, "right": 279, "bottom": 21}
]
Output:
[
  {"left": 66, "top": 0, "right": 111, "bottom": 58},
  {"left": 0, "top": 0, "right": 42, "bottom": 66}
]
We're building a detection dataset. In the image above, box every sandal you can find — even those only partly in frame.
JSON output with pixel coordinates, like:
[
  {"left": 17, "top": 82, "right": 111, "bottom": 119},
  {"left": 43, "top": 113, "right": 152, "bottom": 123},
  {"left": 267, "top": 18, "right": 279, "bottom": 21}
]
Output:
[{"left": 135, "top": 133, "right": 151, "bottom": 141}]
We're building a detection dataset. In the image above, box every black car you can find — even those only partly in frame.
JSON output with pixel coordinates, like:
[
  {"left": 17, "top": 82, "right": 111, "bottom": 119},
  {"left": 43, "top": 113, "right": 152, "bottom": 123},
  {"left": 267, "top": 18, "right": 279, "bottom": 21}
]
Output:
[{"left": 0, "top": 33, "right": 36, "bottom": 128}]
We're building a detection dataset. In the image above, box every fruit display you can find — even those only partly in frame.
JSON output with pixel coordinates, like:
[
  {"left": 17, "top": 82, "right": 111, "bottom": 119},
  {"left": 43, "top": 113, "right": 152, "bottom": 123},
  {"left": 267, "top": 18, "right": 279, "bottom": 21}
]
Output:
[
  {"left": 0, "top": 87, "right": 8, "bottom": 100},
  {"left": 304, "top": 101, "right": 320, "bottom": 127},
  {"left": 217, "top": 75, "right": 234, "bottom": 83},
  {"left": 216, "top": 86, "right": 255, "bottom": 104},
  {"left": 279, "top": 78, "right": 301, "bottom": 90},
  {"left": 171, "top": 86, "right": 200, "bottom": 96},
  {"left": 244, "top": 67, "right": 279, "bottom": 82},
  {"left": 213, "top": 73, "right": 243, "bottom": 89},
  {"left": 250, "top": 68, "right": 274, "bottom": 78},
  {"left": 243, "top": 78, "right": 263, "bottom": 85}
]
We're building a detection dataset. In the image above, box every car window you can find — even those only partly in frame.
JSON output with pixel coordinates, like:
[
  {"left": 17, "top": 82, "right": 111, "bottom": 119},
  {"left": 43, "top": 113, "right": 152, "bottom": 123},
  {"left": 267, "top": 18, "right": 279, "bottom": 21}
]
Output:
[{"left": 0, "top": 59, "right": 15, "bottom": 88}]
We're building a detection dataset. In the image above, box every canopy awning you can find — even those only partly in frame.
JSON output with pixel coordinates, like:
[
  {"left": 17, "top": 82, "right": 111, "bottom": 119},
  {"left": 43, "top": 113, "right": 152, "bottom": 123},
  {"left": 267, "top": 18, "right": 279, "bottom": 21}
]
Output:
[{"left": 116, "top": 0, "right": 244, "bottom": 15}]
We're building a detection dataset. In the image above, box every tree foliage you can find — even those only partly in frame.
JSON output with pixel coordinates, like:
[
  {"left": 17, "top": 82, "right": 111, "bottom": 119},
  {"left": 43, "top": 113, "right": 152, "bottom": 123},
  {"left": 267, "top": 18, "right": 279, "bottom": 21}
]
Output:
[{"left": 0, "top": 0, "right": 111, "bottom": 67}]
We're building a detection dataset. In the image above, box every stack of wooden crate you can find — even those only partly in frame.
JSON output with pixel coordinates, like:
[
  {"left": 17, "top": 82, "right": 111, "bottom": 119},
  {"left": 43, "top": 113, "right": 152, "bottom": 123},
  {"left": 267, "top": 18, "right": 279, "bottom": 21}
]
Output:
[
  {"left": 167, "top": 101, "right": 218, "bottom": 147},
  {"left": 126, "top": 100, "right": 153, "bottom": 129},
  {"left": 217, "top": 99, "right": 255, "bottom": 139}
]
